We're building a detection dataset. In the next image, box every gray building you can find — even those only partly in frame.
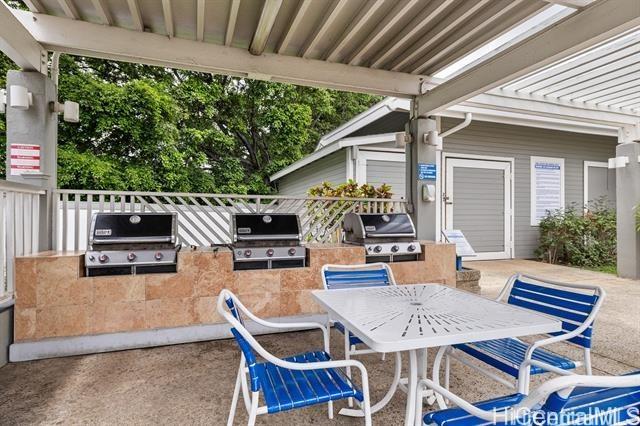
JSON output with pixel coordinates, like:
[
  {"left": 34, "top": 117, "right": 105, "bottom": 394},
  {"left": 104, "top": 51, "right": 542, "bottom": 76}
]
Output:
[{"left": 271, "top": 99, "right": 618, "bottom": 260}]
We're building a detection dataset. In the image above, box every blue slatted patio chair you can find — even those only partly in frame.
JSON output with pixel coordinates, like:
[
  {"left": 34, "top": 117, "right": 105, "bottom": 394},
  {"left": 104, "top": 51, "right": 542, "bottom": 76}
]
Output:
[
  {"left": 442, "top": 273, "right": 605, "bottom": 395},
  {"left": 217, "top": 289, "right": 372, "bottom": 426},
  {"left": 321, "top": 263, "right": 396, "bottom": 402},
  {"left": 420, "top": 369, "right": 640, "bottom": 425}
]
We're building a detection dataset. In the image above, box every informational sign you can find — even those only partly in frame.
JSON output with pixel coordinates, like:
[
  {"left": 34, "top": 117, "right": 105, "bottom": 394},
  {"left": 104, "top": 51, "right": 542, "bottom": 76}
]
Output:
[
  {"left": 442, "top": 229, "right": 476, "bottom": 257},
  {"left": 417, "top": 163, "right": 437, "bottom": 180},
  {"left": 531, "top": 156, "right": 564, "bottom": 226},
  {"left": 10, "top": 143, "right": 40, "bottom": 176}
]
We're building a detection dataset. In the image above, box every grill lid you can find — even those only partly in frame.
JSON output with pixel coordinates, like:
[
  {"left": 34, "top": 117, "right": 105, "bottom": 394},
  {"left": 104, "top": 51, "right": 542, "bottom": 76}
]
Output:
[
  {"left": 343, "top": 212, "right": 416, "bottom": 241},
  {"left": 232, "top": 213, "right": 301, "bottom": 242},
  {"left": 89, "top": 212, "right": 177, "bottom": 246}
]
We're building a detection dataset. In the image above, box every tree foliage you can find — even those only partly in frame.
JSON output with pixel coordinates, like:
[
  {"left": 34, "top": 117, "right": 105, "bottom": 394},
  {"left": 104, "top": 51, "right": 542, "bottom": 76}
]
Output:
[{"left": 1, "top": 52, "right": 380, "bottom": 194}]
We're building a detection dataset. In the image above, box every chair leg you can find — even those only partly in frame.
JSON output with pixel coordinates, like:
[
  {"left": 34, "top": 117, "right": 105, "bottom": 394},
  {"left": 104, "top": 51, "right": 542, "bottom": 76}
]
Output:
[
  {"left": 344, "top": 331, "right": 354, "bottom": 408},
  {"left": 584, "top": 348, "right": 593, "bottom": 375},
  {"left": 247, "top": 391, "right": 259, "bottom": 426},
  {"left": 444, "top": 353, "right": 450, "bottom": 391},
  {"left": 227, "top": 367, "right": 243, "bottom": 426},
  {"left": 327, "top": 401, "right": 334, "bottom": 419}
]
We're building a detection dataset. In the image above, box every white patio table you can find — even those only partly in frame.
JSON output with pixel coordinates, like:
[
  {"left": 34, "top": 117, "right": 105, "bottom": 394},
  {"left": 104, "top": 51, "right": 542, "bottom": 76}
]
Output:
[{"left": 311, "top": 283, "right": 562, "bottom": 426}]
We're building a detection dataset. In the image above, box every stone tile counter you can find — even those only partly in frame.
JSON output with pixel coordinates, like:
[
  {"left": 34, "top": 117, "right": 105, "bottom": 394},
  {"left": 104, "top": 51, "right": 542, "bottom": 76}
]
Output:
[{"left": 13, "top": 243, "right": 455, "bottom": 343}]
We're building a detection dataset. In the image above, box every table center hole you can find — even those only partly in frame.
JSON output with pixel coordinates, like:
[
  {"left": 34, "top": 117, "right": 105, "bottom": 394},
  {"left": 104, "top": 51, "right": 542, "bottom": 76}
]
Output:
[{"left": 410, "top": 302, "right": 422, "bottom": 306}]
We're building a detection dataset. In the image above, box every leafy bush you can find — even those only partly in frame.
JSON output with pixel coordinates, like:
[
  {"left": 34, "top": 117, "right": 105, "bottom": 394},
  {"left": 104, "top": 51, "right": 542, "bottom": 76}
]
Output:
[
  {"left": 307, "top": 180, "right": 393, "bottom": 199},
  {"left": 536, "top": 198, "right": 616, "bottom": 268}
]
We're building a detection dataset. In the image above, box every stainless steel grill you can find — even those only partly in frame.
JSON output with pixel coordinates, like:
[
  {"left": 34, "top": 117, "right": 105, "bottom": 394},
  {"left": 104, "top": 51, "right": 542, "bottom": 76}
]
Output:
[
  {"left": 342, "top": 212, "right": 421, "bottom": 263},
  {"left": 230, "top": 213, "right": 306, "bottom": 270},
  {"left": 85, "top": 212, "right": 179, "bottom": 277}
]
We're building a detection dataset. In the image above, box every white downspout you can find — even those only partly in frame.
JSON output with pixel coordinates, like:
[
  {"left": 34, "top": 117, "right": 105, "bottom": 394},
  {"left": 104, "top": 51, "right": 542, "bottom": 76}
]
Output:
[{"left": 440, "top": 113, "right": 472, "bottom": 138}]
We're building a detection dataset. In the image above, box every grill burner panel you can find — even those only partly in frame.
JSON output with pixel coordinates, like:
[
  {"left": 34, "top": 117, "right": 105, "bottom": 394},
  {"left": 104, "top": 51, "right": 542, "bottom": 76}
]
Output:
[
  {"left": 231, "top": 213, "right": 305, "bottom": 270},
  {"left": 85, "top": 212, "right": 179, "bottom": 277},
  {"left": 343, "top": 212, "right": 422, "bottom": 263}
]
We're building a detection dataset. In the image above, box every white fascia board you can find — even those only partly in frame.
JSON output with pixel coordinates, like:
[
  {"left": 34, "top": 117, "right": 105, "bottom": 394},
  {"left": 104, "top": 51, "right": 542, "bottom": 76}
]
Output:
[
  {"left": 417, "top": 0, "right": 640, "bottom": 116},
  {"left": 315, "top": 97, "right": 410, "bottom": 150},
  {"left": 444, "top": 105, "right": 618, "bottom": 137},
  {"left": 0, "top": 4, "right": 46, "bottom": 73},
  {"left": 339, "top": 133, "right": 398, "bottom": 147},
  {"left": 13, "top": 10, "right": 426, "bottom": 98}
]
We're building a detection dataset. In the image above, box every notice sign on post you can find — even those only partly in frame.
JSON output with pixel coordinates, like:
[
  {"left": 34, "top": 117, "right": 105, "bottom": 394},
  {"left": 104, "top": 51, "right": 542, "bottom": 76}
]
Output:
[
  {"left": 442, "top": 229, "right": 476, "bottom": 257},
  {"left": 417, "top": 163, "right": 437, "bottom": 180},
  {"left": 10, "top": 143, "right": 41, "bottom": 176},
  {"left": 531, "top": 156, "right": 564, "bottom": 226}
]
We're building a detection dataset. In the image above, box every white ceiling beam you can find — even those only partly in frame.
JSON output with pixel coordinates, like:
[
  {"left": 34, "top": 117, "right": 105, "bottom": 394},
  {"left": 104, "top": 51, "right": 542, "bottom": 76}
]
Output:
[
  {"left": 22, "top": 0, "right": 45, "bottom": 13},
  {"left": 57, "top": 0, "right": 79, "bottom": 19},
  {"left": 416, "top": 0, "right": 640, "bottom": 116},
  {"left": 196, "top": 0, "right": 205, "bottom": 42},
  {"left": 276, "top": 0, "right": 311, "bottom": 54},
  {"left": 544, "top": 0, "right": 593, "bottom": 8},
  {"left": 609, "top": 96, "right": 640, "bottom": 108},
  {"left": 161, "top": 0, "right": 174, "bottom": 38},
  {"left": 369, "top": 0, "right": 456, "bottom": 69},
  {"left": 410, "top": 0, "right": 530, "bottom": 75},
  {"left": 14, "top": 10, "right": 426, "bottom": 97},
  {"left": 91, "top": 0, "right": 112, "bottom": 25},
  {"left": 564, "top": 73, "right": 639, "bottom": 102},
  {"left": 505, "top": 31, "right": 640, "bottom": 92},
  {"left": 0, "top": 3, "right": 46, "bottom": 73},
  {"left": 590, "top": 86, "right": 640, "bottom": 105},
  {"left": 347, "top": 0, "right": 421, "bottom": 66},
  {"left": 301, "top": 0, "right": 348, "bottom": 59},
  {"left": 389, "top": 0, "right": 492, "bottom": 72},
  {"left": 249, "top": 0, "right": 283, "bottom": 55},
  {"left": 225, "top": 0, "right": 240, "bottom": 46},
  {"left": 554, "top": 62, "right": 640, "bottom": 99},
  {"left": 325, "top": 0, "right": 385, "bottom": 62},
  {"left": 126, "top": 0, "right": 143, "bottom": 32}
]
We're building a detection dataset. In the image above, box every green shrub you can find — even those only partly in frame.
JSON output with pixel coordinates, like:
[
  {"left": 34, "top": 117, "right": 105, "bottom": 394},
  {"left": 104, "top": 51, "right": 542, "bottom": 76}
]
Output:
[{"left": 536, "top": 198, "right": 616, "bottom": 268}]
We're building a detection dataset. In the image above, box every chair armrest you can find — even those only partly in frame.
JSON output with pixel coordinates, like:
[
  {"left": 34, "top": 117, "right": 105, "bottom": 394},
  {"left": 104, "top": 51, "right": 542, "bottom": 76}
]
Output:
[{"left": 517, "top": 359, "right": 576, "bottom": 384}]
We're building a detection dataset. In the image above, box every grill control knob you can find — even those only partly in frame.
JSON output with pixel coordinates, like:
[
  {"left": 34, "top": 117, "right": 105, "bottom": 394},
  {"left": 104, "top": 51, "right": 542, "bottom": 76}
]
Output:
[
  {"left": 266, "top": 248, "right": 274, "bottom": 257},
  {"left": 391, "top": 245, "right": 399, "bottom": 253},
  {"left": 407, "top": 244, "right": 416, "bottom": 252},
  {"left": 98, "top": 254, "right": 109, "bottom": 263},
  {"left": 373, "top": 245, "right": 382, "bottom": 253},
  {"left": 88, "top": 255, "right": 96, "bottom": 262},
  {"left": 127, "top": 252, "right": 137, "bottom": 262},
  {"left": 288, "top": 248, "right": 297, "bottom": 256},
  {"left": 154, "top": 252, "right": 164, "bottom": 261},
  {"left": 244, "top": 249, "right": 252, "bottom": 258}
]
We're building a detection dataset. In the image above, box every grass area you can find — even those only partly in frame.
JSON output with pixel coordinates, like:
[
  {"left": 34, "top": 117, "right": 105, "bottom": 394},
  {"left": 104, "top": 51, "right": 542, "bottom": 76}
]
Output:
[{"left": 587, "top": 264, "right": 617, "bottom": 275}]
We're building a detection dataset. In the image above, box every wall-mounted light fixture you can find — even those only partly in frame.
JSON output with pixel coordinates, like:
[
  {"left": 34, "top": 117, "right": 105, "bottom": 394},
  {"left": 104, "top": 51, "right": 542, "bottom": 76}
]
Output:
[
  {"left": 394, "top": 131, "right": 412, "bottom": 148},
  {"left": 423, "top": 130, "right": 443, "bottom": 150},
  {"left": 50, "top": 100, "right": 80, "bottom": 123},
  {"left": 9, "top": 85, "right": 33, "bottom": 110},
  {"left": 608, "top": 156, "right": 630, "bottom": 169}
]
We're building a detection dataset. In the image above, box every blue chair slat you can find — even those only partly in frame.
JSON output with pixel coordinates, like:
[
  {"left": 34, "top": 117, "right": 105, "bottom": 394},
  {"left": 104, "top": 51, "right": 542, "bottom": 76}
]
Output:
[
  {"left": 323, "top": 269, "right": 390, "bottom": 290},
  {"left": 507, "top": 294, "right": 590, "bottom": 324},
  {"left": 512, "top": 279, "right": 598, "bottom": 305},
  {"left": 509, "top": 287, "right": 595, "bottom": 314},
  {"left": 454, "top": 338, "right": 576, "bottom": 378},
  {"left": 423, "top": 372, "right": 640, "bottom": 426},
  {"left": 333, "top": 321, "right": 363, "bottom": 345},
  {"left": 257, "top": 350, "right": 363, "bottom": 414},
  {"left": 423, "top": 393, "right": 526, "bottom": 426},
  {"left": 229, "top": 328, "right": 261, "bottom": 392}
]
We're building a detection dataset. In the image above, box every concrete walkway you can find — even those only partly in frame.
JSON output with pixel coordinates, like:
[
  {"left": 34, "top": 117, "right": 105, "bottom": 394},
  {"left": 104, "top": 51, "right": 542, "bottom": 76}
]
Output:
[{"left": 0, "top": 260, "right": 638, "bottom": 425}]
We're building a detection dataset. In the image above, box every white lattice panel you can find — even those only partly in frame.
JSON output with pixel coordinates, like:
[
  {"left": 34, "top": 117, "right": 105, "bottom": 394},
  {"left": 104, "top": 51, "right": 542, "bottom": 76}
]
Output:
[{"left": 312, "top": 284, "right": 561, "bottom": 352}]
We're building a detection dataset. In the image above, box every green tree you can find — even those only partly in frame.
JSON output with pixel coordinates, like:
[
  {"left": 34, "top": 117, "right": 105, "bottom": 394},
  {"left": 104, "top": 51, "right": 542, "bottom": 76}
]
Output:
[{"left": 1, "top": 51, "right": 379, "bottom": 193}]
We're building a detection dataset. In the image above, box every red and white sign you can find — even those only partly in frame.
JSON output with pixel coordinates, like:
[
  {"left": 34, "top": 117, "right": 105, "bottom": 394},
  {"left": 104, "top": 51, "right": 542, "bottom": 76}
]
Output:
[{"left": 10, "top": 143, "right": 41, "bottom": 176}]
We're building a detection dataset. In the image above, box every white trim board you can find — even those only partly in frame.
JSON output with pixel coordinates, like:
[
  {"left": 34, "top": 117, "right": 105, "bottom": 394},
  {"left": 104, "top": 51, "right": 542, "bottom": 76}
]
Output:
[
  {"left": 10, "top": 313, "right": 328, "bottom": 362},
  {"left": 530, "top": 156, "right": 565, "bottom": 226},
  {"left": 351, "top": 150, "right": 405, "bottom": 185},
  {"left": 583, "top": 160, "right": 610, "bottom": 209}
]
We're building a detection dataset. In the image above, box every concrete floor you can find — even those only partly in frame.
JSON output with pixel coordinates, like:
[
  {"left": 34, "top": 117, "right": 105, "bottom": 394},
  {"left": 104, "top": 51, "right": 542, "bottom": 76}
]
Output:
[{"left": 0, "top": 260, "right": 638, "bottom": 425}]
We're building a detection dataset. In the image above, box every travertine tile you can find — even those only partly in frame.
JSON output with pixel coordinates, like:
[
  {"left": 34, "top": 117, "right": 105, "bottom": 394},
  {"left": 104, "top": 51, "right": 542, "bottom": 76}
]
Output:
[
  {"left": 145, "top": 298, "right": 196, "bottom": 329},
  {"left": 92, "top": 301, "right": 145, "bottom": 334},
  {"left": 193, "top": 297, "right": 223, "bottom": 324},
  {"left": 35, "top": 278, "right": 93, "bottom": 307},
  {"left": 192, "top": 252, "right": 235, "bottom": 297},
  {"left": 237, "top": 293, "right": 280, "bottom": 319},
  {"left": 14, "top": 258, "right": 37, "bottom": 308},
  {"left": 145, "top": 271, "right": 195, "bottom": 300},
  {"left": 14, "top": 308, "right": 36, "bottom": 341},
  {"left": 93, "top": 276, "right": 145, "bottom": 303},
  {"left": 233, "top": 270, "right": 280, "bottom": 295},
  {"left": 36, "top": 305, "right": 91, "bottom": 338},
  {"left": 280, "top": 291, "right": 323, "bottom": 316}
]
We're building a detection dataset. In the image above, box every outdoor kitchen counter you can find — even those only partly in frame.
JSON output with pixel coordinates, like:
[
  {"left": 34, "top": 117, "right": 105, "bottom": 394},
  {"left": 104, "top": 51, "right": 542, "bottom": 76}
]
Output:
[{"left": 12, "top": 242, "right": 455, "bottom": 342}]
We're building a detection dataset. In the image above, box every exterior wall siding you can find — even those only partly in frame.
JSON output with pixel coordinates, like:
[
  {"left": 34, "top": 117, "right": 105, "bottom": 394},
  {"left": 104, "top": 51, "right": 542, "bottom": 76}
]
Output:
[
  {"left": 366, "top": 159, "right": 406, "bottom": 198},
  {"left": 276, "top": 150, "right": 346, "bottom": 196},
  {"left": 441, "top": 118, "right": 617, "bottom": 258}
]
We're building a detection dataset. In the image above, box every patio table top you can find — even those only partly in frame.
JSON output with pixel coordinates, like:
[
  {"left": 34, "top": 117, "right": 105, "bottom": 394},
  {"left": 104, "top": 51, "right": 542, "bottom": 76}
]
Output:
[{"left": 312, "top": 284, "right": 562, "bottom": 353}]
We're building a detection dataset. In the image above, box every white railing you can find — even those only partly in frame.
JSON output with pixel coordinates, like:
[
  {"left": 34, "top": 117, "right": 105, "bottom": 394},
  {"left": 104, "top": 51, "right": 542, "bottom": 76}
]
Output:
[
  {"left": 52, "top": 189, "right": 407, "bottom": 251},
  {"left": 0, "top": 181, "right": 45, "bottom": 305}
]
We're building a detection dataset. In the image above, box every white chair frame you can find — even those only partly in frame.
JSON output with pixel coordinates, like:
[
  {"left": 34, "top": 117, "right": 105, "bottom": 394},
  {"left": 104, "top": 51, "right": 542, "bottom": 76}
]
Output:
[
  {"left": 420, "top": 367, "right": 640, "bottom": 425},
  {"left": 217, "top": 289, "right": 373, "bottom": 426},
  {"left": 442, "top": 273, "right": 605, "bottom": 395}
]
